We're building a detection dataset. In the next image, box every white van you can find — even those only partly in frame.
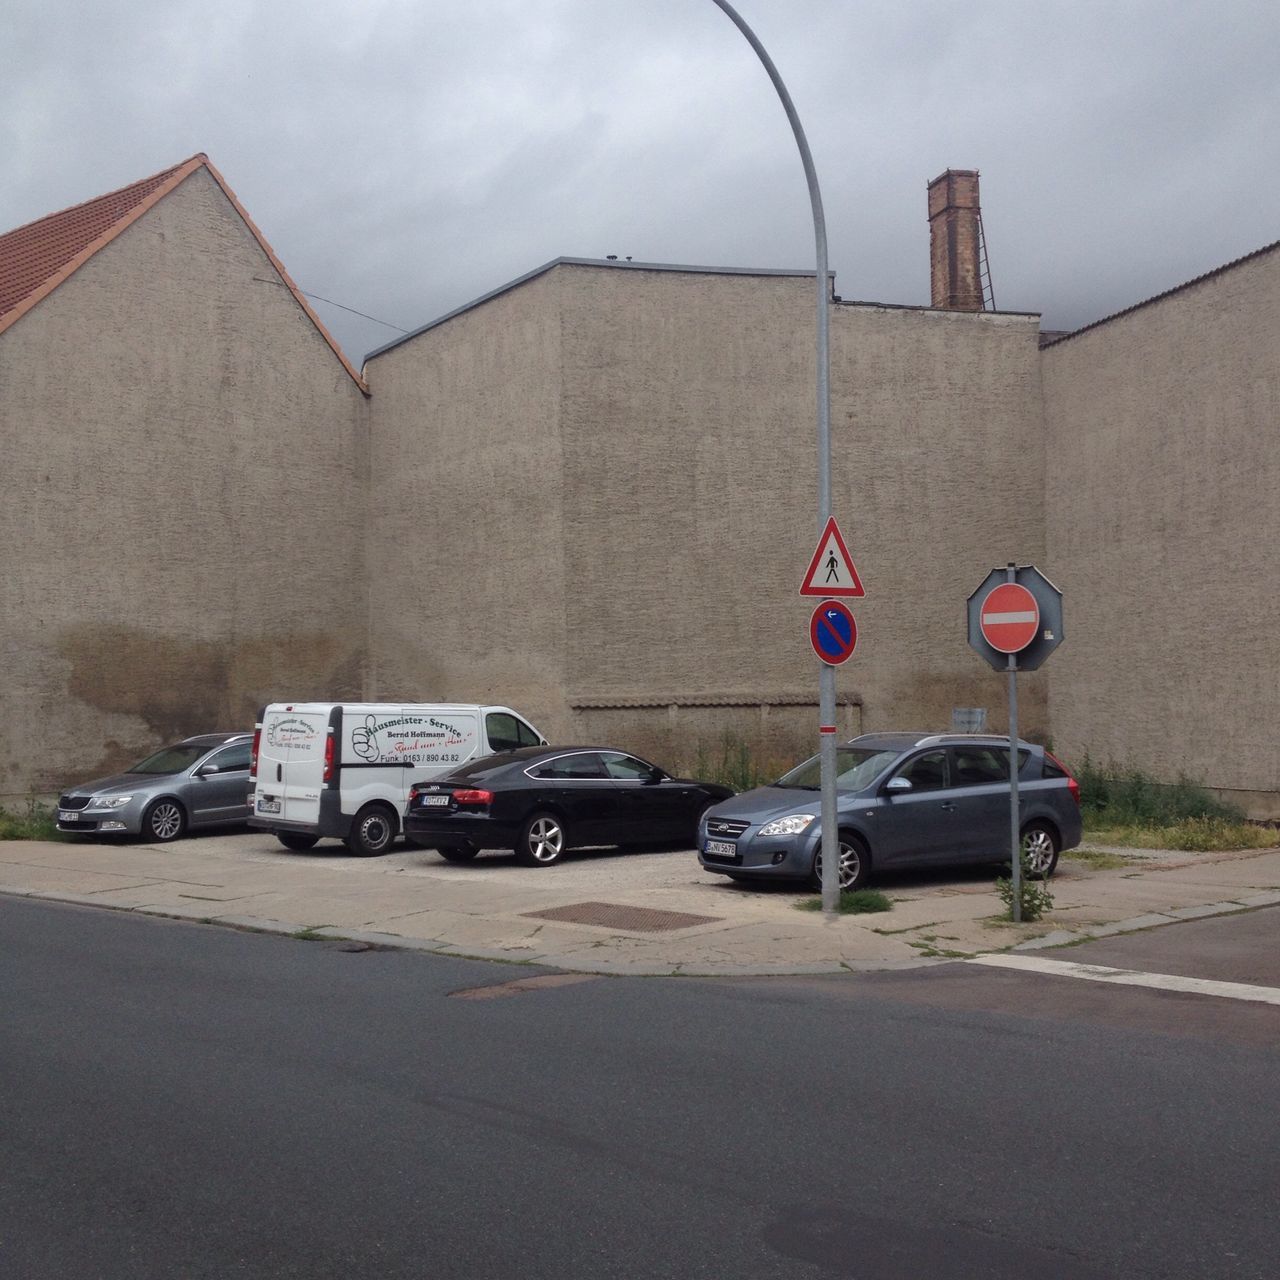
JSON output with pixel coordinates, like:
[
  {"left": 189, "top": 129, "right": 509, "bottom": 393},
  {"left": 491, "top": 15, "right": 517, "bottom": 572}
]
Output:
[{"left": 248, "top": 703, "right": 546, "bottom": 854}]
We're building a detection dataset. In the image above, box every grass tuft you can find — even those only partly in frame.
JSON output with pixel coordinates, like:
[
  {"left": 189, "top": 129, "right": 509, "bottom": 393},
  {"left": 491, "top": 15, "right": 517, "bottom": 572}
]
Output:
[
  {"left": 796, "top": 888, "right": 893, "bottom": 915},
  {"left": 0, "top": 800, "right": 61, "bottom": 841},
  {"left": 1077, "top": 758, "right": 1274, "bottom": 852}
]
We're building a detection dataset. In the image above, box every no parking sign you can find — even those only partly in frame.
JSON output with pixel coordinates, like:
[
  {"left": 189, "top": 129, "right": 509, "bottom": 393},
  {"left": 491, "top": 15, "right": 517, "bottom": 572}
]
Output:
[{"left": 809, "top": 600, "right": 858, "bottom": 666}]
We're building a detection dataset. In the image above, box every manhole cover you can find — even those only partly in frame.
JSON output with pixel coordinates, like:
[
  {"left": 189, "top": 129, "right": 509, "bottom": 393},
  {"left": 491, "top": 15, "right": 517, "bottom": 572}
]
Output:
[{"left": 521, "top": 901, "right": 722, "bottom": 932}]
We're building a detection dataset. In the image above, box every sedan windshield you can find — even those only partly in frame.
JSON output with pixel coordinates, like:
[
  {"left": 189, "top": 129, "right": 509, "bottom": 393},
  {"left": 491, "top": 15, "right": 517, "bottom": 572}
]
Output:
[
  {"left": 774, "top": 747, "right": 899, "bottom": 792},
  {"left": 127, "top": 744, "right": 208, "bottom": 775}
]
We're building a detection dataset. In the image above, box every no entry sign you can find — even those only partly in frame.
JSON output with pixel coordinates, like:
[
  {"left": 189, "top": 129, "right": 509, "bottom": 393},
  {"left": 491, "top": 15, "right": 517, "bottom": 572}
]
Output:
[
  {"left": 979, "top": 582, "right": 1040, "bottom": 654},
  {"left": 810, "top": 600, "right": 858, "bottom": 665}
]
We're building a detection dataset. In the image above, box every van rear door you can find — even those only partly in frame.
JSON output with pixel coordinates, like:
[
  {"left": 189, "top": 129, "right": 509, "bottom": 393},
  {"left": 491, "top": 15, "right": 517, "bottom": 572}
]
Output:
[{"left": 258, "top": 706, "right": 328, "bottom": 826}]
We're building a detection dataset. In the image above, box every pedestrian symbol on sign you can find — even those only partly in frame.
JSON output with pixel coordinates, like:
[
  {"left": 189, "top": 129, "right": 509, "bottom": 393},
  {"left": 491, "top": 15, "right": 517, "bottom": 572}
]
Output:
[{"left": 800, "top": 516, "right": 865, "bottom": 598}]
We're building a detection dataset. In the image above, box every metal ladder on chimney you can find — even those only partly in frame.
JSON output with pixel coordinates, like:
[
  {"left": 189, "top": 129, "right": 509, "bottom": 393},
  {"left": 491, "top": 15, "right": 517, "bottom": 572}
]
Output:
[{"left": 977, "top": 210, "right": 996, "bottom": 311}]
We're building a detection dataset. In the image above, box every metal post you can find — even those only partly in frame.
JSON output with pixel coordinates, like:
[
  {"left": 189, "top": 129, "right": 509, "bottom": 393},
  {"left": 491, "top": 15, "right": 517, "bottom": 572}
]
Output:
[
  {"left": 1006, "top": 566, "right": 1021, "bottom": 923},
  {"left": 707, "top": 1, "right": 839, "bottom": 914}
]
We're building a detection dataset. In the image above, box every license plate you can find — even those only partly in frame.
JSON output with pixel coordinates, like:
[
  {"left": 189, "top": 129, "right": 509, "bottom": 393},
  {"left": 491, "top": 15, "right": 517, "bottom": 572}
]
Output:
[
  {"left": 420, "top": 795, "right": 451, "bottom": 807},
  {"left": 705, "top": 839, "right": 737, "bottom": 857},
  {"left": 58, "top": 810, "right": 77, "bottom": 823},
  {"left": 257, "top": 797, "right": 281, "bottom": 814}
]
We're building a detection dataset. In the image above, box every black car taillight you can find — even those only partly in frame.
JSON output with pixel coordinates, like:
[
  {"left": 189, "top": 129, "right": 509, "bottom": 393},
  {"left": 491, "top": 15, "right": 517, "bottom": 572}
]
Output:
[{"left": 452, "top": 789, "right": 493, "bottom": 806}]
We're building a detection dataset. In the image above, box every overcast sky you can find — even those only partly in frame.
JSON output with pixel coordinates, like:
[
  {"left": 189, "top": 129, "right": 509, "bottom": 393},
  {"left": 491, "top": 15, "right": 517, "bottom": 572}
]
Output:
[{"left": 4, "top": 0, "right": 1278, "bottom": 362}]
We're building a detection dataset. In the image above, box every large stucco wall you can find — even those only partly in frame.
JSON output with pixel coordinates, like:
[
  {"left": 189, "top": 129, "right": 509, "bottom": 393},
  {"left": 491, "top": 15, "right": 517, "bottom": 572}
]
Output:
[
  {"left": 557, "top": 266, "right": 1046, "bottom": 765},
  {"left": 1042, "top": 248, "right": 1280, "bottom": 811},
  {"left": 363, "top": 270, "right": 567, "bottom": 736},
  {"left": 0, "top": 169, "right": 369, "bottom": 800},
  {"left": 365, "top": 262, "right": 1046, "bottom": 769}
]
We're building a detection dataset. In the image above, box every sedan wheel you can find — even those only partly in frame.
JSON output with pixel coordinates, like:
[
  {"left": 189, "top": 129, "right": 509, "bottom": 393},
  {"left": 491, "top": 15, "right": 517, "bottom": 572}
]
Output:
[
  {"left": 1021, "top": 822, "right": 1059, "bottom": 878},
  {"left": 810, "top": 836, "right": 869, "bottom": 892},
  {"left": 143, "top": 799, "right": 186, "bottom": 843},
  {"left": 516, "top": 813, "right": 566, "bottom": 867}
]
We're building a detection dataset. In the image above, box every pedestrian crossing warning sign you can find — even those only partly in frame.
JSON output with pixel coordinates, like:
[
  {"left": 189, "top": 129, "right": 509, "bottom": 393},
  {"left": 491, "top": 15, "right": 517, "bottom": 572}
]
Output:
[{"left": 800, "top": 516, "right": 866, "bottom": 597}]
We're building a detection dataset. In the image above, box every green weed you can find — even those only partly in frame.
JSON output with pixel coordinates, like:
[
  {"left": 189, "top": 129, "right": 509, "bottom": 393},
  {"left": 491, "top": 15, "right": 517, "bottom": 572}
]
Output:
[
  {"left": 796, "top": 888, "right": 893, "bottom": 915},
  {"left": 687, "top": 735, "right": 783, "bottom": 792},
  {"left": 0, "top": 799, "right": 61, "bottom": 841},
  {"left": 995, "top": 854, "right": 1054, "bottom": 922},
  {"left": 1075, "top": 758, "right": 1275, "bottom": 852}
]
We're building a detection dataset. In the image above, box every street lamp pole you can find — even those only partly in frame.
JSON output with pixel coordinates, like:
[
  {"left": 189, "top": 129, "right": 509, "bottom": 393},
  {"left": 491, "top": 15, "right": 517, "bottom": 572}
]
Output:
[{"left": 708, "top": 2, "right": 840, "bottom": 914}]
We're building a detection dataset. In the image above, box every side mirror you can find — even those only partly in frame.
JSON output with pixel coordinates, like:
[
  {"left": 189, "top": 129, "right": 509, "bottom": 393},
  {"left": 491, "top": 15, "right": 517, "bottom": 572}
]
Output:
[
  {"left": 197, "top": 764, "right": 220, "bottom": 777},
  {"left": 885, "top": 776, "right": 912, "bottom": 792},
  {"left": 645, "top": 768, "right": 666, "bottom": 785}
]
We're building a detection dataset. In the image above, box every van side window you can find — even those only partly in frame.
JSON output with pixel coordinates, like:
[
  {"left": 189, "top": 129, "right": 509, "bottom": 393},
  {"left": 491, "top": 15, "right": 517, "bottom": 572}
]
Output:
[
  {"left": 485, "top": 713, "right": 522, "bottom": 753},
  {"left": 515, "top": 719, "right": 541, "bottom": 747}
]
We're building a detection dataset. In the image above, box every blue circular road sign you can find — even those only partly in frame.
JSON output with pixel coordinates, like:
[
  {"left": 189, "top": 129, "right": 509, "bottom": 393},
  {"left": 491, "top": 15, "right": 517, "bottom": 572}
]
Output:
[{"left": 809, "top": 600, "right": 858, "bottom": 665}]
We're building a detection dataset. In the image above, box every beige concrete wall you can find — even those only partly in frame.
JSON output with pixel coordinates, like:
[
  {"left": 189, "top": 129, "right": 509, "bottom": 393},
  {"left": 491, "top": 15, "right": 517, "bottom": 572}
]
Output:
[
  {"left": 1042, "top": 248, "right": 1280, "bottom": 803},
  {"left": 556, "top": 266, "right": 1047, "bottom": 764},
  {"left": 0, "top": 169, "right": 369, "bottom": 799},
  {"left": 363, "top": 270, "right": 568, "bottom": 736}
]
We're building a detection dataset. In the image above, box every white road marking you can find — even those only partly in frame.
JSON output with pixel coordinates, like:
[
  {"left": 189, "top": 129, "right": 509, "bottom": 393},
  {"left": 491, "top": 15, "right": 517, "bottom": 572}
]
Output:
[
  {"left": 982, "top": 610, "right": 1038, "bottom": 624},
  {"left": 966, "top": 953, "right": 1280, "bottom": 1006}
]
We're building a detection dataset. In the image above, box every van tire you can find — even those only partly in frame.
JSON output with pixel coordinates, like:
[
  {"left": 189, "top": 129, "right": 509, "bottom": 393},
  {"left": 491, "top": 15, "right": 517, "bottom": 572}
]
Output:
[
  {"left": 277, "top": 832, "right": 319, "bottom": 852},
  {"left": 345, "top": 804, "right": 398, "bottom": 856}
]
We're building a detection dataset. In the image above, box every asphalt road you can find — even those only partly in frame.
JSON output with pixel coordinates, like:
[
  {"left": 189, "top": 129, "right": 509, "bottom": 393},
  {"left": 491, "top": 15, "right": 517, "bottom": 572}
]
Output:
[{"left": 2, "top": 896, "right": 1277, "bottom": 1279}]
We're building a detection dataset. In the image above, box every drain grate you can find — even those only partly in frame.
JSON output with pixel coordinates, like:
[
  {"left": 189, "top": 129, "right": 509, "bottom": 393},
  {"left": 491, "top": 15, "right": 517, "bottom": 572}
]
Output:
[{"left": 521, "top": 901, "right": 722, "bottom": 932}]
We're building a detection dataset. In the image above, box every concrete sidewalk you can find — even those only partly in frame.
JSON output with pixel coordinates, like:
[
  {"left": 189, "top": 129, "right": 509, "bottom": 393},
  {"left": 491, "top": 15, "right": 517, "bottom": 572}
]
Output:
[{"left": 2, "top": 831, "right": 1279, "bottom": 975}]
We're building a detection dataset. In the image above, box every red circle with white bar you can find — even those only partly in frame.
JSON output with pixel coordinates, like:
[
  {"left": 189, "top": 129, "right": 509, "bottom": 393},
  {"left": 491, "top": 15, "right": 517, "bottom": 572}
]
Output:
[{"left": 979, "top": 583, "right": 1040, "bottom": 653}]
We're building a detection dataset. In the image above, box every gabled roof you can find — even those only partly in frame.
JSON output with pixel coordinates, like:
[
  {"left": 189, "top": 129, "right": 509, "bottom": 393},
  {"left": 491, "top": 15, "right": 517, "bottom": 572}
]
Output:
[{"left": 0, "top": 153, "right": 367, "bottom": 392}]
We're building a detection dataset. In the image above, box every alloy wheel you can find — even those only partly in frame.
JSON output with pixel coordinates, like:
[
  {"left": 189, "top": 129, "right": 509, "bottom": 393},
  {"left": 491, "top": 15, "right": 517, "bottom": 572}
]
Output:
[{"left": 527, "top": 817, "right": 564, "bottom": 863}]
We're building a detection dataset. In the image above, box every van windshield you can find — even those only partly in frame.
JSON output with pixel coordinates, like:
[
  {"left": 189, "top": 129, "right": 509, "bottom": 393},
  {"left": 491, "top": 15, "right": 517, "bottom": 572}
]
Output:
[
  {"left": 774, "top": 747, "right": 899, "bottom": 792},
  {"left": 127, "top": 744, "right": 208, "bottom": 775}
]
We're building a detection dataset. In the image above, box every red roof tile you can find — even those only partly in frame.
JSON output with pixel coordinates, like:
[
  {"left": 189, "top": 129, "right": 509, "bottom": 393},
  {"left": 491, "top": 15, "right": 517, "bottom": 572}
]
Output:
[
  {"left": 0, "top": 156, "right": 199, "bottom": 328},
  {"left": 0, "top": 153, "right": 367, "bottom": 392}
]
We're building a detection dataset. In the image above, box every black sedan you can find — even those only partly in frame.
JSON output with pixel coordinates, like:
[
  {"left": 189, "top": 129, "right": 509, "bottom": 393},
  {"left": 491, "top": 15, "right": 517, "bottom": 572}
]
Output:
[{"left": 403, "top": 746, "right": 734, "bottom": 867}]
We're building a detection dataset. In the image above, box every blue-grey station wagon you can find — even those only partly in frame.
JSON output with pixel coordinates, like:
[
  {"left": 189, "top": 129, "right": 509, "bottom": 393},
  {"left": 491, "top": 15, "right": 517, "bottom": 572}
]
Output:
[{"left": 698, "top": 732, "right": 1082, "bottom": 892}]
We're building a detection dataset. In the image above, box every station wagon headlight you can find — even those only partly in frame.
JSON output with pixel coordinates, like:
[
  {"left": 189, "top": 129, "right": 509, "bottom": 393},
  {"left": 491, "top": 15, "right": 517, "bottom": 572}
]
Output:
[
  {"left": 759, "top": 814, "right": 816, "bottom": 837},
  {"left": 88, "top": 796, "right": 133, "bottom": 810}
]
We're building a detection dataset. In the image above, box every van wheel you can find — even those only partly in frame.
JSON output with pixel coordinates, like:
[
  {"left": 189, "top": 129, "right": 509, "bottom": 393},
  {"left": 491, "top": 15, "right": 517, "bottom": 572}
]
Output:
[
  {"left": 345, "top": 804, "right": 397, "bottom": 856},
  {"left": 277, "top": 832, "right": 319, "bottom": 852},
  {"left": 516, "top": 813, "right": 566, "bottom": 866},
  {"left": 143, "top": 799, "right": 186, "bottom": 843}
]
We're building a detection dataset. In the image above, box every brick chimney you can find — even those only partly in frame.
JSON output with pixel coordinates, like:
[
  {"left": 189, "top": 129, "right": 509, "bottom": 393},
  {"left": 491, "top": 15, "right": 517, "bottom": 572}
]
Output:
[{"left": 928, "top": 169, "right": 984, "bottom": 311}]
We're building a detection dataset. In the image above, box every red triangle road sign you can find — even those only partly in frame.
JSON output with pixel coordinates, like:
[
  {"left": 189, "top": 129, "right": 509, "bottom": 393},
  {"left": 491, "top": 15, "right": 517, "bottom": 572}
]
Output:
[{"left": 800, "top": 516, "right": 866, "bottom": 597}]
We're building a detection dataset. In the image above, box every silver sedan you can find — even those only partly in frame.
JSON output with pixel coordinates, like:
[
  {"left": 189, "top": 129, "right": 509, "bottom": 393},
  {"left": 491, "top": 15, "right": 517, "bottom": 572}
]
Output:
[{"left": 55, "top": 733, "right": 254, "bottom": 842}]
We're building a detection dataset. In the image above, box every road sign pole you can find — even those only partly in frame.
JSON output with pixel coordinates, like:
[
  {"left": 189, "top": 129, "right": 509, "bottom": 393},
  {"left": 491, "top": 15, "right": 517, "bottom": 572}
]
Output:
[
  {"left": 1005, "top": 567, "right": 1022, "bottom": 923},
  {"left": 820, "top": 667, "right": 838, "bottom": 909},
  {"left": 706, "top": 0, "right": 839, "bottom": 915}
]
